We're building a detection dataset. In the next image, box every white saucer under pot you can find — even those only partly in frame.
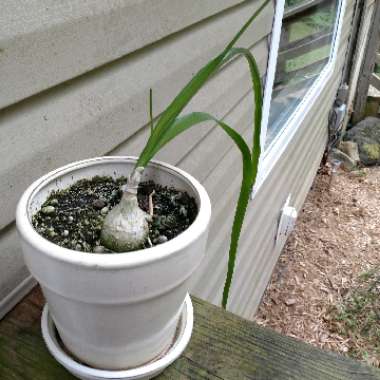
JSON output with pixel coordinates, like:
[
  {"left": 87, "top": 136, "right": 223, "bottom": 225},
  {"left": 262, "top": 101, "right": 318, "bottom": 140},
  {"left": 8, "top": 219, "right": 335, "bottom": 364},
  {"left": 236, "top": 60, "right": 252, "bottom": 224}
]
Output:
[{"left": 41, "top": 294, "right": 193, "bottom": 380}]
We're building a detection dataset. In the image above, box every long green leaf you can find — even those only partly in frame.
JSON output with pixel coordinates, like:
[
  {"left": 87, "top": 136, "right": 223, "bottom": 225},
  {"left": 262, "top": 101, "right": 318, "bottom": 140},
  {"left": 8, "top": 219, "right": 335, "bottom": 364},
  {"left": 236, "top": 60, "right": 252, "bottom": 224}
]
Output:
[
  {"left": 148, "top": 112, "right": 254, "bottom": 310},
  {"left": 220, "top": 48, "right": 263, "bottom": 308},
  {"left": 221, "top": 152, "right": 253, "bottom": 309},
  {"left": 222, "top": 0, "right": 270, "bottom": 54},
  {"left": 137, "top": 56, "right": 224, "bottom": 167},
  {"left": 145, "top": 48, "right": 263, "bottom": 309},
  {"left": 224, "top": 48, "right": 263, "bottom": 161},
  {"left": 133, "top": 1, "right": 268, "bottom": 309},
  {"left": 150, "top": 112, "right": 252, "bottom": 161},
  {"left": 136, "top": 0, "right": 269, "bottom": 168}
]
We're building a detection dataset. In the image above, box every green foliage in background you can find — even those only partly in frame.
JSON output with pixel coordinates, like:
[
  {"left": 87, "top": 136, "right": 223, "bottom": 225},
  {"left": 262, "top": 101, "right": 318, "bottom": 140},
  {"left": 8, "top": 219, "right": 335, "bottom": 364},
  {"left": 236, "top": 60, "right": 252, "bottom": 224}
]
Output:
[
  {"left": 330, "top": 268, "right": 380, "bottom": 367},
  {"left": 285, "top": 0, "right": 304, "bottom": 8},
  {"left": 281, "top": 1, "right": 338, "bottom": 85}
]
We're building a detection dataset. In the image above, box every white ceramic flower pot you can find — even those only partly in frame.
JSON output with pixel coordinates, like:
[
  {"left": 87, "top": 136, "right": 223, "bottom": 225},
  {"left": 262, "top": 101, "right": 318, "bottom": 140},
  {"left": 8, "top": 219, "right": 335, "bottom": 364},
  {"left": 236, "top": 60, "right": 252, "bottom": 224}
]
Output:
[{"left": 16, "top": 156, "right": 211, "bottom": 370}]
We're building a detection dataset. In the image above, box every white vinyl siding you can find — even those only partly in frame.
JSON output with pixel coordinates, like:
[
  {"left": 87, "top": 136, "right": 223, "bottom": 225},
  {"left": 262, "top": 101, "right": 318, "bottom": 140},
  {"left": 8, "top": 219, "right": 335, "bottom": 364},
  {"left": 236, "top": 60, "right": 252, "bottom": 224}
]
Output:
[
  {"left": 0, "top": 0, "right": 273, "bottom": 319},
  {"left": 0, "top": 0, "right": 355, "bottom": 319}
]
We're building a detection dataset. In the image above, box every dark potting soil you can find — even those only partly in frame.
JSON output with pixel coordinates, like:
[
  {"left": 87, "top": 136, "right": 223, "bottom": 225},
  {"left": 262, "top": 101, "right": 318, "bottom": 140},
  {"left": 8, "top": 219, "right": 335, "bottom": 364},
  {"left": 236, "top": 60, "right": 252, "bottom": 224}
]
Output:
[{"left": 32, "top": 176, "right": 198, "bottom": 253}]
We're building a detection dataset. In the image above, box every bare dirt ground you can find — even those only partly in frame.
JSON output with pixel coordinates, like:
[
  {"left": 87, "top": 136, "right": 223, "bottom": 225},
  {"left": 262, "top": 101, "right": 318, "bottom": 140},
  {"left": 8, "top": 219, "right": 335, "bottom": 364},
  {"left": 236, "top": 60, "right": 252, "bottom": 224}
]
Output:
[{"left": 254, "top": 165, "right": 380, "bottom": 367}]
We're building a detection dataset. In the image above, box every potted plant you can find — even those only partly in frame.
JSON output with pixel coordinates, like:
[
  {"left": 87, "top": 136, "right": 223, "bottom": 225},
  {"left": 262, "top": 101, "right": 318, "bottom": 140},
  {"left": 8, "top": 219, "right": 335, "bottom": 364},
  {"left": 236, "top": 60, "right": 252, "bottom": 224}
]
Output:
[{"left": 16, "top": 0, "right": 269, "bottom": 373}]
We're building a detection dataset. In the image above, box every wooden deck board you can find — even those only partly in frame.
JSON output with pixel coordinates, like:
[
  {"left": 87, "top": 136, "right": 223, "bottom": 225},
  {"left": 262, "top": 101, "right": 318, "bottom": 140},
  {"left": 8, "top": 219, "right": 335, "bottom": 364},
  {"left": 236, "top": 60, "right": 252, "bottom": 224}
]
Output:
[{"left": 1, "top": 287, "right": 380, "bottom": 380}]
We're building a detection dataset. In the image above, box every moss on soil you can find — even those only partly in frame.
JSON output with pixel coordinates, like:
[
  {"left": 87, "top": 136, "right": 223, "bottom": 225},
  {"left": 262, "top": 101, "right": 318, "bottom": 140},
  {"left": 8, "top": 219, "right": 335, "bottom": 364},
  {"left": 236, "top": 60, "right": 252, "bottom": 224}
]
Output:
[
  {"left": 329, "top": 268, "right": 380, "bottom": 366},
  {"left": 32, "top": 176, "right": 197, "bottom": 253},
  {"left": 363, "top": 144, "right": 380, "bottom": 161}
]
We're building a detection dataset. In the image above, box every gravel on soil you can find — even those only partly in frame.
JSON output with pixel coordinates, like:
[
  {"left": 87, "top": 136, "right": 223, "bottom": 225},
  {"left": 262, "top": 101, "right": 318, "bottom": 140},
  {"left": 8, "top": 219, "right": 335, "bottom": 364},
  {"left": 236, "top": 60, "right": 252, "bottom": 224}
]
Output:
[{"left": 32, "top": 176, "right": 197, "bottom": 253}]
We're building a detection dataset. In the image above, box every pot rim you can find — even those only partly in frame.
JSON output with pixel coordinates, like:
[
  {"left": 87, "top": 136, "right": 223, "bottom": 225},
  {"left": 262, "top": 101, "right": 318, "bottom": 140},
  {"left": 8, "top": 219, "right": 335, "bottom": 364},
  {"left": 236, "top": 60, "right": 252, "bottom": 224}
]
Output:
[{"left": 16, "top": 156, "right": 211, "bottom": 269}]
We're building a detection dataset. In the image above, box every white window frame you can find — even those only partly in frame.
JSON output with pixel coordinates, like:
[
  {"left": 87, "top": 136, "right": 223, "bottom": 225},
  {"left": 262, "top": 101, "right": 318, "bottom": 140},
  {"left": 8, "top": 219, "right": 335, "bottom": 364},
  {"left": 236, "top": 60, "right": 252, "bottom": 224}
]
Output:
[{"left": 253, "top": 0, "right": 347, "bottom": 193}]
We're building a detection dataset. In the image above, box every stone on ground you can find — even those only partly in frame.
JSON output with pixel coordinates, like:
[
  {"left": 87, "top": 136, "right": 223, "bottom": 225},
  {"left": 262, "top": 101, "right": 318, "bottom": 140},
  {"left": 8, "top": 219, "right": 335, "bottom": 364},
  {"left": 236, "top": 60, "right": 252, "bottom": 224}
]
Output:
[
  {"left": 344, "top": 117, "right": 380, "bottom": 166},
  {"left": 329, "top": 148, "right": 357, "bottom": 171}
]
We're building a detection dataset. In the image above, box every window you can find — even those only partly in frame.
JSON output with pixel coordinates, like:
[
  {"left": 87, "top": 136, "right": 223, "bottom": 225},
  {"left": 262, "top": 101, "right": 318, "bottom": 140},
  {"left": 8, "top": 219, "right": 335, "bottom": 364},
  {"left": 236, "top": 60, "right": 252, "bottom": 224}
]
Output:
[
  {"left": 266, "top": 0, "right": 341, "bottom": 147},
  {"left": 252, "top": 0, "right": 345, "bottom": 192}
]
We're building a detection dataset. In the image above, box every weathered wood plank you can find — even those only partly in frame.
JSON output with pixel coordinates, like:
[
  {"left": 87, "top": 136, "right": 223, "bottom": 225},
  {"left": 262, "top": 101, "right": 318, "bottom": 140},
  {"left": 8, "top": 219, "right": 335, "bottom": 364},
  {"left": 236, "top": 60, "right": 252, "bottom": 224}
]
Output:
[
  {"left": 343, "top": 0, "right": 375, "bottom": 134},
  {"left": 352, "top": 0, "right": 380, "bottom": 123},
  {"left": 340, "top": 0, "right": 365, "bottom": 86},
  {"left": 1, "top": 288, "right": 380, "bottom": 380}
]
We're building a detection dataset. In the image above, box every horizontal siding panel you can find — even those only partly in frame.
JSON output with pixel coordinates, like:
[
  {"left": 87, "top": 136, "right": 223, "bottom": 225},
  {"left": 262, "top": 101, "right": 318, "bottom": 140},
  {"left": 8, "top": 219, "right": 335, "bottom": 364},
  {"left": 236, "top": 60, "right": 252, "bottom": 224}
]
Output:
[{"left": 0, "top": 0, "right": 255, "bottom": 109}]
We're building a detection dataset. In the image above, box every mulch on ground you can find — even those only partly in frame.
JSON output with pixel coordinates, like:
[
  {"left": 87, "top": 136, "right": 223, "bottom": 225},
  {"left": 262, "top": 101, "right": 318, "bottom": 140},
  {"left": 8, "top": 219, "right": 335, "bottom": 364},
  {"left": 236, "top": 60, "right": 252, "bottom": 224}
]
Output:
[{"left": 254, "top": 165, "right": 380, "bottom": 367}]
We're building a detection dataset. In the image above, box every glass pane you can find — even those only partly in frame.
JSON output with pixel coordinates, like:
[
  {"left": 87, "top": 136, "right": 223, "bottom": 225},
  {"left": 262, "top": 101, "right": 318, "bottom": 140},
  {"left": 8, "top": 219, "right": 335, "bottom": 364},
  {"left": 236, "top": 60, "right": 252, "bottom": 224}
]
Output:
[
  {"left": 285, "top": 0, "right": 308, "bottom": 8},
  {"left": 266, "top": 0, "right": 339, "bottom": 146}
]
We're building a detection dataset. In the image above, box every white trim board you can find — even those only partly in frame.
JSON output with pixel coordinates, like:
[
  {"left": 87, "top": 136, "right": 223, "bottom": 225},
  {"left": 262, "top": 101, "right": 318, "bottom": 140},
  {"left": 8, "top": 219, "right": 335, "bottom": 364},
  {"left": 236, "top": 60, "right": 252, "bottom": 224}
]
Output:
[
  {"left": 254, "top": 0, "right": 347, "bottom": 193},
  {"left": 259, "top": 0, "right": 285, "bottom": 157},
  {"left": 253, "top": 0, "right": 285, "bottom": 194}
]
